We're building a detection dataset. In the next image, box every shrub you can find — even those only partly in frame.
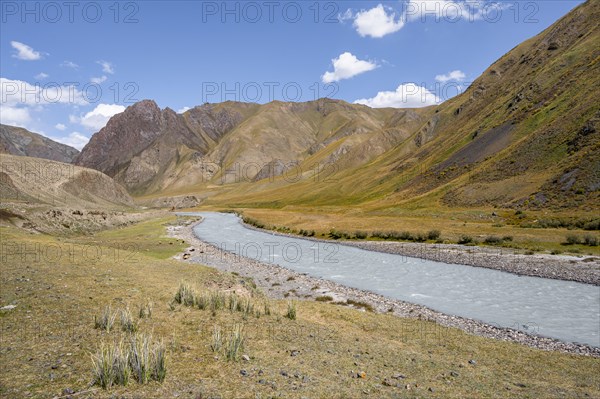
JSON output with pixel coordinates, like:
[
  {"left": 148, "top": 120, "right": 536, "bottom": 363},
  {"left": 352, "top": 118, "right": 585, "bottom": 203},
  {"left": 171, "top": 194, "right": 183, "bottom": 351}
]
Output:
[
  {"left": 484, "top": 235, "right": 503, "bottom": 245},
  {"left": 354, "top": 231, "right": 367, "bottom": 239},
  {"left": 315, "top": 295, "right": 333, "bottom": 302},
  {"left": 329, "top": 229, "right": 343, "bottom": 240},
  {"left": 458, "top": 235, "right": 474, "bottom": 244},
  {"left": 285, "top": 301, "right": 297, "bottom": 320},
  {"left": 502, "top": 235, "right": 513, "bottom": 242},
  {"left": 413, "top": 233, "right": 427, "bottom": 242},
  {"left": 565, "top": 234, "right": 581, "bottom": 245},
  {"left": 583, "top": 234, "right": 599, "bottom": 246},
  {"left": 427, "top": 230, "right": 441, "bottom": 240},
  {"left": 299, "top": 229, "right": 316, "bottom": 237}
]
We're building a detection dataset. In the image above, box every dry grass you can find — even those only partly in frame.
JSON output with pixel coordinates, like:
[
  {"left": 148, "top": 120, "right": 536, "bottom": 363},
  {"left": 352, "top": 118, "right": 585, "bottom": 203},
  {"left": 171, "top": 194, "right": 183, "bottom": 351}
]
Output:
[{"left": 0, "top": 216, "right": 599, "bottom": 398}]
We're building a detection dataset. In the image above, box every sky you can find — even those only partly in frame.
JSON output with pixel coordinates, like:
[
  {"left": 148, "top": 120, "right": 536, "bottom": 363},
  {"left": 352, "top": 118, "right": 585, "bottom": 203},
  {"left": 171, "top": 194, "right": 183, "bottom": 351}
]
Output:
[{"left": 0, "top": 0, "right": 584, "bottom": 150}]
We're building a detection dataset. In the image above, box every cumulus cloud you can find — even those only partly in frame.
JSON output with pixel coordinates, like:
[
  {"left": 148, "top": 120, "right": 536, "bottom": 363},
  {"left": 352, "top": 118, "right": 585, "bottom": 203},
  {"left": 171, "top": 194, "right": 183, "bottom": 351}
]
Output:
[
  {"left": 97, "top": 60, "right": 115, "bottom": 74},
  {"left": 177, "top": 106, "right": 191, "bottom": 114},
  {"left": 35, "top": 72, "right": 49, "bottom": 80},
  {"left": 72, "top": 103, "right": 126, "bottom": 131},
  {"left": 11, "top": 41, "right": 43, "bottom": 61},
  {"left": 90, "top": 76, "right": 108, "bottom": 84},
  {"left": 0, "top": 105, "right": 31, "bottom": 127},
  {"left": 55, "top": 123, "right": 67, "bottom": 131},
  {"left": 353, "top": 4, "right": 405, "bottom": 38},
  {"left": 322, "top": 52, "right": 378, "bottom": 83},
  {"left": 354, "top": 83, "right": 441, "bottom": 108},
  {"left": 53, "top": 132, "right": 90, "bottom": 150},
  {"left": 435, "top": 70, "right": 466, "bottom": 83}
]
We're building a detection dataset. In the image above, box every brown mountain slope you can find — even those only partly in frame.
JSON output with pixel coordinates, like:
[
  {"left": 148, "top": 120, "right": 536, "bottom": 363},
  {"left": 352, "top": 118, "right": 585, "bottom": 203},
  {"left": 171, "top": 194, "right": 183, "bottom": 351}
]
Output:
[
  {"left": 0, "top": 154, "right": 133, "bottom": 208},
  {"left": 0, "top": 124, "right": 79, "bottom": 163}
]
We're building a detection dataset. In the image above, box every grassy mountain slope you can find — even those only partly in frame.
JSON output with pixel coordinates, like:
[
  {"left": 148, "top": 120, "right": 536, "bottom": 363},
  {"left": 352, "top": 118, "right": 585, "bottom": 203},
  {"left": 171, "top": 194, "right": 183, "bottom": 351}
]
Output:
[{"left": 199, "top": 0, "right": 599, "bottom": 212}]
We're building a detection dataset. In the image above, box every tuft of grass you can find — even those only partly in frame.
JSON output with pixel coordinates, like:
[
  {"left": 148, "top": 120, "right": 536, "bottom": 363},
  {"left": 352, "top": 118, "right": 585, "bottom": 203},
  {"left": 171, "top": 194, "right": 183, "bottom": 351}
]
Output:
[
  {"left": 94, "top": 305, "right": 116, "bottom": 332},
  {"left": 211, "top": 325, "right": 223, "bottom": 353},
  {"left": 174, "top": 281, "right": 195, "bottom": 306},
  {"left": 225, "top": 323, "right": 245, "bottom": 361},
  {"left": 91, "top": 343, "right": 116, "bottom": 389},
  {"left": 209, "top": 291, "right": 226, "bottom": 312},
  {"left": 120, "top": 307, "right": 138, "bottom": 333},
  {"left": 138, "top": 299, "right": 153, "bottom": 319},
  {"left": 285, "top": 300, "right": 297, "bottom": 320},
  {"left": 151, "top": 339, "right": 167, "bottom": 383},
  {"left": 128, "top": 333, "right": 152, "bottom": 384},
  {"left": 263, "top": 300, "right": 271, "bottom": 316},
  {"left": 113, "top": 340, "right": 131, "bottom": 386}
]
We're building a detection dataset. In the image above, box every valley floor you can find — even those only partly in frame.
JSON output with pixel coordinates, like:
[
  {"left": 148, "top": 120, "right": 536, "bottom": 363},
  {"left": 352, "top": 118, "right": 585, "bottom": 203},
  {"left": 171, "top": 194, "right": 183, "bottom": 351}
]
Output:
[{"left": 1, "top": 213, "right": 599, "bottom": 398}]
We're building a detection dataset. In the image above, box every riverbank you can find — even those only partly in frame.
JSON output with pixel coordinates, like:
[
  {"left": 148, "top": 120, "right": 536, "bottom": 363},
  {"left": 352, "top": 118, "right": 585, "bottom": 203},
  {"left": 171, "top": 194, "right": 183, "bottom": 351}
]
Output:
[
  {"left": 240, "top": 221, "right": 600, "bottom": 286},
  {"left": 168, "top": 216, "right": 600, "bottom": 357}
]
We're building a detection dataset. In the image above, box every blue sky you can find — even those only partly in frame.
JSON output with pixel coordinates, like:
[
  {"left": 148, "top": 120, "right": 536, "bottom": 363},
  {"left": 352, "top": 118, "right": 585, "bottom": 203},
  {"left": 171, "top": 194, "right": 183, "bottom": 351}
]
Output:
[{"left": 0, "top": 0, "right": 584, "bottom": 149}]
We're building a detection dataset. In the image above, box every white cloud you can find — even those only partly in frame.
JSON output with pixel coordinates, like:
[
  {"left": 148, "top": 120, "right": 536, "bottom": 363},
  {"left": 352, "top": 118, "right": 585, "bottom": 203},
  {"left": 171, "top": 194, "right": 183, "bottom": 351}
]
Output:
[
  {"left": 10, "top": 41, "right": 42, "bottom": 61},
  {"left": 353, "top": 4, "right": 405, "bottom": 38},
  {"left": 97, "top": 60, "right": 115, "bottom": 74},
  {"left": 435, "top": 69, "right": 466, "bottom": 83},
  {"left": 338, "top": 8, "right": 354, "bottom": 22},
  {"left": 60, "top": 60, "right": 79, "bottom": 69},
  {"left": 177, "top": 106, "right": 191, "bottom": 114},
  {"left": 35, "top": 72, "right": 49, "bottom": 80},
  {"left": 322, "top": 52, "right": 378, "bottom": 83},
  {"left": 53, "top": 132, "right": 89, "bottom": 150},
  {"left": 0, "top": 105, "right": 31, "bottom": 127},
  {"left": 55, "top": 123, "right": 67, "bottom": 131},
  {"left": 90, "top": 76, "right": 108, "bottom": 84},
  {"left": 73, "top": 103, "right": 126, "bottom": 131},
  {"left": 354, "top": 83, "right": 441, "bottom": 108},
  {"left": 1, "top": 77, "right": 88, "bottom": 107}
]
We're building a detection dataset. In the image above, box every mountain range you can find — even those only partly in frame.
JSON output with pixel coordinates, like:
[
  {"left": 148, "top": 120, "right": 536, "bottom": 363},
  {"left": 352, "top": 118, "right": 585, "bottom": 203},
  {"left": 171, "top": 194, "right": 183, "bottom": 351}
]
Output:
[{"left": 2, "top": 0, "right": 598, "bottom": 212}]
